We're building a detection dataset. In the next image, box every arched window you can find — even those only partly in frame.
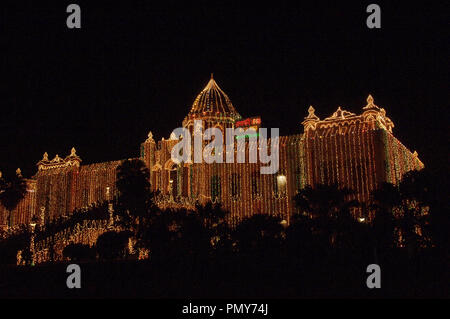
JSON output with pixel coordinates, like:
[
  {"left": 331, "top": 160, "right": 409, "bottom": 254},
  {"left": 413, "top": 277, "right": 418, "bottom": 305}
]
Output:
[
  {"left": 274, "top": 173, "right": 287, "bottom": 198},
  {"left": 151, "top": 164, "right": 162, "bottom": 191},
  {"left": 211, "top": 175, "right": 221, "bottom": 202},
  {"left": 230, "top": 173, "right": 241, "bottom": 199},
  {"left": 182, "top": 165, "right": 189, "bottom": 197},
  {"left": 167, "top": 166, "right": 178, "bottom": 197},
  {"left": 251, "top": 171, "right": 260, "bottom": 199}
]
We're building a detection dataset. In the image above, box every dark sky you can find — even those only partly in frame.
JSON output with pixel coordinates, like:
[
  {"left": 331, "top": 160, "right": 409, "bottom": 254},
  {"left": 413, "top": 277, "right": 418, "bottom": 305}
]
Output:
[{"left": 0, "top": 1, "right": 448, "bottom": 177}]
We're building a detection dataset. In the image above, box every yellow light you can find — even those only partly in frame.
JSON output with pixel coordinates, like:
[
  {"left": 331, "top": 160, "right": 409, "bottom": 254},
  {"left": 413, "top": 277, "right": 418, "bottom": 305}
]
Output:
[{"left": 277, "top": 175, "right": 286, "bottom": 186}]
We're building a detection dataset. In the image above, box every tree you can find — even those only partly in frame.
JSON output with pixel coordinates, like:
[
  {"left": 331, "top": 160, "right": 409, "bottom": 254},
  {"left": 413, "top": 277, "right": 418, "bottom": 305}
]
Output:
[
  {"left": 196, "top": 201, "right": 227, "bottom": 229},
  {"left": 233, "top": 214, "right": 284, "bottom": 255},
  {"left": 0, "top": 169, "right": 27, "bottom": 229},
  {"left": 96, "top": 231, "right": 131, "bottom": 260},
  {"left": 293, "top": 184, "right": 358, "bottom": 248},
  {"left": 422, "top": 168, "right": 450, "bottom": 252},
  {"left": 0, "top": 225, "right": 31, "bottom": 265},
  {"left": 63, "top": 243, "right": 96, "bottom": 262},
  {"left": 397, "top": 170, "right": 433, "bottom": 253},
  {"left": 137, "top": 208, "right": 173, "bottom": 261},
  {"left": 369, "top": 182, "right": 400, "bottom": 261},
  {"left": 171, "top": 209, "right": 211, "bottom": 261},
  {"left": 195, "top": 202, "right": 231, "bottom": 254},
  {"left": 115, "top": 159, "right": 152, "bottom": 228},
  {"left": 371, "top": 170, "right": 434, "bottom": 257},
  {"left": 286, "top": 212, "right": 314, "bottom": 255}
]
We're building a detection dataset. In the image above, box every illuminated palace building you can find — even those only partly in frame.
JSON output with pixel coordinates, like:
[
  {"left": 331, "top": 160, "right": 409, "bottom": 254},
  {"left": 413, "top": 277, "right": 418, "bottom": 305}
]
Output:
[{"left": 1, "top": 76, "right": 424, "bottom": 229}]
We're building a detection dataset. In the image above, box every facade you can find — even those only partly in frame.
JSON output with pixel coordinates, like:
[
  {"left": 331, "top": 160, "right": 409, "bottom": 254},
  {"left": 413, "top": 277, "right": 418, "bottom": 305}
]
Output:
[{"left": 0, "top": 76, "right": 424, "bottom": 229}]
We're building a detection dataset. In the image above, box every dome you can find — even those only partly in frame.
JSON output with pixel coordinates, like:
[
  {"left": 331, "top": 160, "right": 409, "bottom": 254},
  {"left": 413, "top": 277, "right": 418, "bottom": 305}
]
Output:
[{"left": 183, "top": 75, "right": 241, "bottom": 127}]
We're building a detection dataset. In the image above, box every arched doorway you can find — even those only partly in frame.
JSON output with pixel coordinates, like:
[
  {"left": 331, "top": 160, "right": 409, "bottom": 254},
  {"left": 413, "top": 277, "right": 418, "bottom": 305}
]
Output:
[{"left": 164, "top": 160, "right": 178, "bottom": 198}]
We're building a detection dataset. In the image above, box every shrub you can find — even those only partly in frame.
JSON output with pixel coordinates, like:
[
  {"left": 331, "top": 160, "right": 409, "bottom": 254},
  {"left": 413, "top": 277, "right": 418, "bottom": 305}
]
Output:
[
  {"left": 96, "top": 231, "right": 130, "bottom": 260},
  {"left": 63, "top": 243, "right": 96, "bottom": 262}
]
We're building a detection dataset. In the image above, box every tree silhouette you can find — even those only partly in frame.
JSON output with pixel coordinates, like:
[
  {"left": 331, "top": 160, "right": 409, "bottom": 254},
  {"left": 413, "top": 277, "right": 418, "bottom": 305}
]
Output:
[
  {"left": 371, "top": 170, "right": 434, "bottom": 257},
  {"left": 233, "top": 214, "right": 284, "bottom": 255},
  {"left": 115, "top": 159, "right": 152, "bottom": 229},
  {"left": 370, "top": 182, "right": 399, "bottom": 261},
  {"left": 421, "top": 168, "right": 450, "bottom": 252},
  {"left": 137, "top": 208, "right": 173, "bottom": 261},
  {"left": 96, "top": 231, "right": 131, "bottom": 260},
  {"left": 286, "top": 211, "right": 315, "bottom": 259},
  {"left": 397, "top": 170, "right": 433, "bottom": 254},
  {"left": 63, "top": 243, "right": 96, "bottom": 262},
  {"left": 171, "top": 209, "right": 211, "bottom": 261},
  {"left": 195, "top": 202, "right": 231, "bottom": 253},
  {"left": 0, "top": 225, "right": 31, "bottom": 265},
  {"left": 293, "top": 184, "right": 358, "bottom": 248},
  {"left": 0, "top": 170, "right": 27, "bottom": 229}
]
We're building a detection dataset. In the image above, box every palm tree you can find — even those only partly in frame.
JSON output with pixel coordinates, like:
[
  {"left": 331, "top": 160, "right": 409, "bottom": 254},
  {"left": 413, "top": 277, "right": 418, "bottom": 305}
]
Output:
[
  {"left": 370, "top": 182, "right": 400, "bottom": 261},
  {"left": 233, "top": 214, "right": 284, "bottom": 255},
  {"left": 0, "top": 169, "right": 27, "bottom": 230},
  {"left": 397, "top": 170, "right": 433, "bottom": 253},
  {"left": 196, "top": 201, "right": 227, "bottom": 229},
  {"left": 293, "top": 184, "right": 358, "bottom": 248},
  {"left": 420, "top": 168, "right": 450, "bottom": 252},
  {"left": 195, "top": 202, "right": 231, "bottom": 253},
  {"left": 371, "top": 171, "right": 433, "bottom": 257}
]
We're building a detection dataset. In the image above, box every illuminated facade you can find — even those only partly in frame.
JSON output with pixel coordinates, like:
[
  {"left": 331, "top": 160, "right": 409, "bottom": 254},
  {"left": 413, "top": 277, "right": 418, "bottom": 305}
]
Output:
[{"left": 0, "top": 76, "right": 424, "bottom": 228}]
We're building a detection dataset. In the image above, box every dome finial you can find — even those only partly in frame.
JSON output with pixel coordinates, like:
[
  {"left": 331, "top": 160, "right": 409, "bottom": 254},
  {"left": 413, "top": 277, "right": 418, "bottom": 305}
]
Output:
[
  {"left": 363, "top": 94, "right": 381, "bottom": 111},
  {"left": 169, "top": 132, "right": 178, "bottom": 140},
  {"left": 183, "top": 75, "right": 241, "bottom": 125},
  {"left": 304, "top": 105, "right": 319, "bottom": 121}
]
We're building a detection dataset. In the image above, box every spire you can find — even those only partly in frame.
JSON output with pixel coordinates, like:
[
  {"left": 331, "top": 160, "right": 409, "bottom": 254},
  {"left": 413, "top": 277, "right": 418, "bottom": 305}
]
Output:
[
  {"left": 304, "top": 105, "right": 319, "bottom": 121},
  {"left": 302, "top": 105, "right": 320, "bottom": 132},
  {"left": 363, "top": 94, "right": 380, "bottom": 110},
  {"left": 145, "top": 131, "right": 154, "bottom": 143},
  {"left": 361, "top": 94, "right": 394, "bottom": 132},
  {"left": 169, "top": 132, "right": 178, "bottom": 140},
  {"left": 16, "top": 168, "right": 22, "bottom": 176},
  {"left": 183, "top": 75, "right": 241, "bottom": 127},
  {"left": 42, "top": 152, "right": 49, "bottom": 161},
  {"left": 66, "top": 147, "right": 81, "bottom": 166}
]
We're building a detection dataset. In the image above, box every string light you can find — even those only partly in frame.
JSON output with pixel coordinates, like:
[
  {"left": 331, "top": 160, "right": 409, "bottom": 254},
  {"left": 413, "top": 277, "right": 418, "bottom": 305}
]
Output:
[{"left": 1, "top": 81, "right": 424, "bottom": 258}]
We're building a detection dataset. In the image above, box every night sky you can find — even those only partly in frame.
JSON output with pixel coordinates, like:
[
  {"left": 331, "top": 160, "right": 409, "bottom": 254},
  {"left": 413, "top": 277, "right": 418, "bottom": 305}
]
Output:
[{"left": 0, "top": 1, "right": 447, "bottom": 177}]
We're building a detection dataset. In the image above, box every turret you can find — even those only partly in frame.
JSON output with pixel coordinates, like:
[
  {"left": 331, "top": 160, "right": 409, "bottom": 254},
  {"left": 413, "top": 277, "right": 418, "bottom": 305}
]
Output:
[{"left": 301, "top": 105, "right": 320, "bottom": 133}]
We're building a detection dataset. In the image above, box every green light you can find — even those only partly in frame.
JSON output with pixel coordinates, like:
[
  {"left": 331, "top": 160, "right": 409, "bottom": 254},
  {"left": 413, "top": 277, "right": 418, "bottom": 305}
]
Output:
[{"left": 235, "top": 133, "right": 259, "bottom": 139}]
